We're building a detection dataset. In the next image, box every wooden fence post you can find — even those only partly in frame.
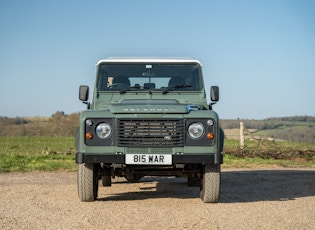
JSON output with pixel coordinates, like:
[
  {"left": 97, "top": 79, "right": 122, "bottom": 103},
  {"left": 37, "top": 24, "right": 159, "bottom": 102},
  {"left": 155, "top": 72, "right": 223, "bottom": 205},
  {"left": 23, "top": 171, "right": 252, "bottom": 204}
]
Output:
[{"left": 240, "top": 122, "right": 245, "bottom": 149}]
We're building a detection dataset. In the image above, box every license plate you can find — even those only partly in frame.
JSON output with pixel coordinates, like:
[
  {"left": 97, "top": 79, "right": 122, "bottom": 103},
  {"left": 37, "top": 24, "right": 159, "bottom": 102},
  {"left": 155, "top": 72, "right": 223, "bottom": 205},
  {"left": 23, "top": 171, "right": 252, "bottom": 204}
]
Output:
[{"left": 125, "top": 154, "right": 172, "bottom": 165}]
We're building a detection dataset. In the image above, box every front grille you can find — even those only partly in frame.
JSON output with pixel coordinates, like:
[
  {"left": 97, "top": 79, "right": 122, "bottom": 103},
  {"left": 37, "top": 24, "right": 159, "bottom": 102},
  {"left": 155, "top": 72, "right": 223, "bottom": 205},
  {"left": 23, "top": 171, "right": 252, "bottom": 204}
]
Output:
[{"left": 117, "top": 119, "right": 184, "bottom": 147}]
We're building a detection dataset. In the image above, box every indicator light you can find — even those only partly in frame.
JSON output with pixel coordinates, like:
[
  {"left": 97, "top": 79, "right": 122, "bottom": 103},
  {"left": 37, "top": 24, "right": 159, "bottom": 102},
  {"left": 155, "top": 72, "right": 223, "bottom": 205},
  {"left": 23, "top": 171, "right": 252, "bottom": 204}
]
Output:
[
  {"left": 86, "top": 132, "right": 93, "bottom": 139},
  {"left": 207, "top": 132, "right": 214, "bottom": 139}
]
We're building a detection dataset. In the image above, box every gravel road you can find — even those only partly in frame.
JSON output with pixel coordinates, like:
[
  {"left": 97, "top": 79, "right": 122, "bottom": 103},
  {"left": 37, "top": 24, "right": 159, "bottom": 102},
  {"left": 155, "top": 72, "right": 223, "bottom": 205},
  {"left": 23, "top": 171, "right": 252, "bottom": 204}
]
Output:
[{"left": 1, "top": 168, "right": 314, "bottom": 229}]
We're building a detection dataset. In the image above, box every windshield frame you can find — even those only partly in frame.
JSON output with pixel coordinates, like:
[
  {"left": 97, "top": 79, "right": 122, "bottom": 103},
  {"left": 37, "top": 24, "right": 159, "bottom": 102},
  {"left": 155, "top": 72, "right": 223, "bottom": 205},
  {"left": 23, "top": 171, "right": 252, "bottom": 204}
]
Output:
[{"left": 96, "top": 62, "right": 203, "bottom": 93}]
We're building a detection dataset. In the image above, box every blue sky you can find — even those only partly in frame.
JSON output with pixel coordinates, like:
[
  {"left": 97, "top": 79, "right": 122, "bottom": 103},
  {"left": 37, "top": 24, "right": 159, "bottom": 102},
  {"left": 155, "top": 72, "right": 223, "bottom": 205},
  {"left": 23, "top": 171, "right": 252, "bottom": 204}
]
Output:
[{"left": 1, "top": 0, "right": 314, "bottom": 119}]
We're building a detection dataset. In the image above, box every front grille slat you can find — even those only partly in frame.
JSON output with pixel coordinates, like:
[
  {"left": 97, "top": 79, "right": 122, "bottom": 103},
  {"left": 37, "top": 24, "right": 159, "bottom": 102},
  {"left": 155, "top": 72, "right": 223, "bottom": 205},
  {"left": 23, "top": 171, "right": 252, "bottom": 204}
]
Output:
[{"left": 117, "top": 119, "right": 184, "bottom": 147}]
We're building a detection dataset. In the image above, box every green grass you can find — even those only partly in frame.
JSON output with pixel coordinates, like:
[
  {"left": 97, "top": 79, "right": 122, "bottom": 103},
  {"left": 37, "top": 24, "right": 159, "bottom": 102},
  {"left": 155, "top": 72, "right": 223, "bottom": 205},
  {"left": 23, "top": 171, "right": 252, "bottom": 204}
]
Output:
[
  {"left": 0, "top": 153, "right": 76, "bottom": 172},
  {"left": 0, "top": 136, "right": 314, "bottom": 172},
  {"left": 0, "top": 136, "right": 75, "bottom": 155},
  {"left": 0, "top": 136, "right": 76, "bottom": 172}
]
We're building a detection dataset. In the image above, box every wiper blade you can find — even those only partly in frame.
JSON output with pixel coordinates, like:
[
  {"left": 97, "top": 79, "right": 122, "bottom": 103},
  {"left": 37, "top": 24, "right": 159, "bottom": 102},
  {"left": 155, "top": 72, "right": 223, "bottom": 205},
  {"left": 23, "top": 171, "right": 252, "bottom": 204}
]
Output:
[
  {"left": 119, "top": 86, "right": 140, "bottom": 94},
  {"left": 162, "top": 85, "right": 194, "bottom": 94}
]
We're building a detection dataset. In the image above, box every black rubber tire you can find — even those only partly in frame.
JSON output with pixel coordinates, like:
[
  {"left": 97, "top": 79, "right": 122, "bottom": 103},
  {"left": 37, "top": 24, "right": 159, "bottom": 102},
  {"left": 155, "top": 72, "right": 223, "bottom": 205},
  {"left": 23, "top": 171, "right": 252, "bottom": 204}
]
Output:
[
  {"left": 219, "top": 128, "right": 225, "bottom": 153},
  {"left": 78, "top": 163, "right": 98, "bottom": 202},
  {"left": 200, "top": 164, "right": 221, "bottom": 203}
]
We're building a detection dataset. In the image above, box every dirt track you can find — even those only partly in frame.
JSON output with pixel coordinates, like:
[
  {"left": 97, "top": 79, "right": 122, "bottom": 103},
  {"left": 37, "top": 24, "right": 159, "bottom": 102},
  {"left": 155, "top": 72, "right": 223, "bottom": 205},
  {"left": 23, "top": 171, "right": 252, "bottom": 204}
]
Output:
[{"left": 1, "top": 168, "right": 314, "bottom": 229}]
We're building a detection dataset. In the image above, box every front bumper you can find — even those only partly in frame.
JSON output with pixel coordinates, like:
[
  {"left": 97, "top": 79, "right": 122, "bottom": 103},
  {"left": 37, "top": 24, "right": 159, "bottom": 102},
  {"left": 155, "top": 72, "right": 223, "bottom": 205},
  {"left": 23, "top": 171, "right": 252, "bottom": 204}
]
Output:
[{"left": 76, "top": 152, "right": 223, "bottom": 165}]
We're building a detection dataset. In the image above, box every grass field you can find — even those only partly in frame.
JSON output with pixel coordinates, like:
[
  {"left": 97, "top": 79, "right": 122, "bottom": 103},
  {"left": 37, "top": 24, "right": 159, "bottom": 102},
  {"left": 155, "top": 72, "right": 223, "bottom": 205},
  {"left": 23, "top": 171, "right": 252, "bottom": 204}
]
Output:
[
  {"left": 0, "top": 136, "right": 314, "bottom": 172},
  {"left": 0, "top": 136, "right": 76, "bottom": 172}
]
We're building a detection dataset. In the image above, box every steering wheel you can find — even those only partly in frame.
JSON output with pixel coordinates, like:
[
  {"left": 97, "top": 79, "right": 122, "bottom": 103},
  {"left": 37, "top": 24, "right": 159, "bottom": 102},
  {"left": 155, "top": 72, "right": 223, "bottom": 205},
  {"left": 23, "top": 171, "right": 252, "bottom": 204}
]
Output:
[{"left": 108, "top": 83, "right": 128, "bottom": 89}]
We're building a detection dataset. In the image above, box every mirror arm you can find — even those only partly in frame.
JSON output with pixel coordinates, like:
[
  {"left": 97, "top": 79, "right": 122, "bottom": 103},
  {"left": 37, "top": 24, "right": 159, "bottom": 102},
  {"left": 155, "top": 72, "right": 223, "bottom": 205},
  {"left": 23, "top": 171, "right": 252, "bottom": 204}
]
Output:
[
  {"left": 82, "top": 101, "right": 91, "bottom": 109},
  {"left": 209, "top": 101, "right": 217, "bottom": 110}
]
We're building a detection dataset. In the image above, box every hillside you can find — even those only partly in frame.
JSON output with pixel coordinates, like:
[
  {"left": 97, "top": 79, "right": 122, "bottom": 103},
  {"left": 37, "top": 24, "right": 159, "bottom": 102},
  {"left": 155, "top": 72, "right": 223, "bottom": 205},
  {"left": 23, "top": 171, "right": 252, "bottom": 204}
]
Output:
[{"left": 221, "top": 116, "right": 315, "bottom": 143}]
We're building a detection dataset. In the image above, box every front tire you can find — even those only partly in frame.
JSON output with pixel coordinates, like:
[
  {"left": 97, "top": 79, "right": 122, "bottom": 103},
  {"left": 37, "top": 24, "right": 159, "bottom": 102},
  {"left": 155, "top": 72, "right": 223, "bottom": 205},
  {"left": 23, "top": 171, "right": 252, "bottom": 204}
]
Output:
[
  {"left": 78, "top": 163, "right": 99, "bottom": 202},
  {"left": 200, "top": 164, "right": 221, "bottom": 203}
]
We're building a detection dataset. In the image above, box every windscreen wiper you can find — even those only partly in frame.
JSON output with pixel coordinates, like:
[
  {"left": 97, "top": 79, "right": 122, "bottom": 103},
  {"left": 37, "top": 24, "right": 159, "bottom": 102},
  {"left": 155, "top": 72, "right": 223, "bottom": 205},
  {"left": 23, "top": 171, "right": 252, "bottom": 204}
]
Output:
[
  {"left": 107, "top": 85, "right": 139, "bottom": 94},
  {"left": 162, "top": 85, "right": 194, "bottom": 94},
  {"left": 118, "top": 86, "right": 140, "bottom": 94}
]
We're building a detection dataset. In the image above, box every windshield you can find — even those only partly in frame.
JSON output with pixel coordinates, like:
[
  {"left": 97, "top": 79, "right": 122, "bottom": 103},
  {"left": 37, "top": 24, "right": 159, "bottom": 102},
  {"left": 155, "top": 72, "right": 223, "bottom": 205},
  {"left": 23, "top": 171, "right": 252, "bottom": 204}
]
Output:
[{"left": 97, "top": 63, "right": 202, "bottom": 92}]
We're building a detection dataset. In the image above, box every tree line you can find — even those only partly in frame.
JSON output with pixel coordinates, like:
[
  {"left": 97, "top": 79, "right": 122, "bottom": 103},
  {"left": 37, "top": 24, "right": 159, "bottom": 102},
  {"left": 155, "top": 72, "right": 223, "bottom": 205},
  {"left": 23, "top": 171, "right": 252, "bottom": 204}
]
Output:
[{"left": 0, "top": 111, "right": 80, "bottom": 137}]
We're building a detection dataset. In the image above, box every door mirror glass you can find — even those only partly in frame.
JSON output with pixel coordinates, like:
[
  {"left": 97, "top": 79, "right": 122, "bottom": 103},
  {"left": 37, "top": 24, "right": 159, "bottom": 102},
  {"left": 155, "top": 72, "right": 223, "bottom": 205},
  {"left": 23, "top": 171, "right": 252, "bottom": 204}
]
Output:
[
  {"left": 79, "top": 85, "right": 89, "bottom": 101},
  {"left": 210, "top": 86, "right": 219, "bottom": 101}
]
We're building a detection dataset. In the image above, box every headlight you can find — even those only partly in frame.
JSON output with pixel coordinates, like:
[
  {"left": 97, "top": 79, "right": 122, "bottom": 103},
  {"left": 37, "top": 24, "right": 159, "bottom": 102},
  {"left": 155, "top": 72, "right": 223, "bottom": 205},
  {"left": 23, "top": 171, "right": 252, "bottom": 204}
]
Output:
[
  {"left": 188, "top": 122, "right": 204, "bottom": 139},
  {"left": 96, "top": 123, "right": 112, "bottom": 139}
]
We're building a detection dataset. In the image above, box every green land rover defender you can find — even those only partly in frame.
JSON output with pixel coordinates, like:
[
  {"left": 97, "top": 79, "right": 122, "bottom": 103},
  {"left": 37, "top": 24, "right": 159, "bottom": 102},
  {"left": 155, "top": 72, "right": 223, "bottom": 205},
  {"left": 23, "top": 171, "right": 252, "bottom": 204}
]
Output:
[{"left": 76, "top": 57, "right": 224, "bottom": 203}]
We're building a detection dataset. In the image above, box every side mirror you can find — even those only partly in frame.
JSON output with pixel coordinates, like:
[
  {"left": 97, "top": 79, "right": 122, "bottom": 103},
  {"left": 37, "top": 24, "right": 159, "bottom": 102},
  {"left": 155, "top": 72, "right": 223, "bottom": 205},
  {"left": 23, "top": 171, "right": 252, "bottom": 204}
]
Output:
[
  {"left": 79, "top": 85, "right": 89, "bottom": 101},
  {"left": 210, "top": 86, "right": 219, "bottom": 102},
  {"left": 79, "top": 85, "right": 90, "bottom": 109}
]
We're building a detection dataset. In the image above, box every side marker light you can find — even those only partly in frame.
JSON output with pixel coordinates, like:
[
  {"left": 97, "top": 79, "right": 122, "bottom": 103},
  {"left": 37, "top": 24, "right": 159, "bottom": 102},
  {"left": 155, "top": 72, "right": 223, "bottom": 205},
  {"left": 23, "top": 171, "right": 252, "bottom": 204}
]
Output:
[{"left": 86, "top": 132, "right": 93, "bottom": 139}]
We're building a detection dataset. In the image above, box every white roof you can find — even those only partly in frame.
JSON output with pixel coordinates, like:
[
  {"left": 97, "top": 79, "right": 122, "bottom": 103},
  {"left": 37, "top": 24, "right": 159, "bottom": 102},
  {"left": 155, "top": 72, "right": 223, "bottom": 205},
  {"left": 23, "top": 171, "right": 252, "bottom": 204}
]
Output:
[{"left": 96, "top": 57, "right": 203, "bottom": 66}]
